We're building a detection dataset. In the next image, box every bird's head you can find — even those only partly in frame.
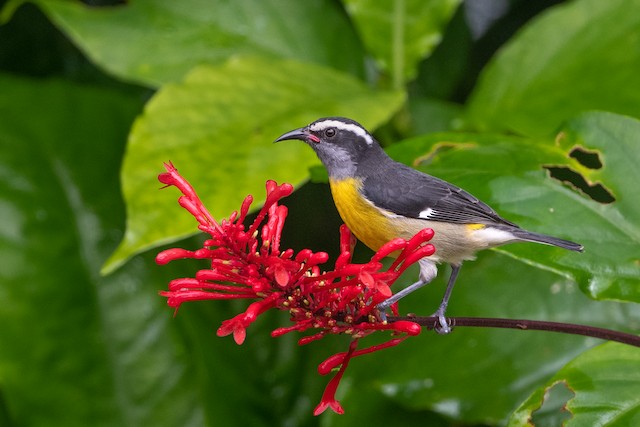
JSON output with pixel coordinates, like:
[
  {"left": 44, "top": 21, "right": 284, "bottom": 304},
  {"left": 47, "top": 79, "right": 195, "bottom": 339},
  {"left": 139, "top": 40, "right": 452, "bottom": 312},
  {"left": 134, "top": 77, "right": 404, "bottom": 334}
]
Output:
[{"left": 275, "top": 117, "right": 379, "bottom": 179}]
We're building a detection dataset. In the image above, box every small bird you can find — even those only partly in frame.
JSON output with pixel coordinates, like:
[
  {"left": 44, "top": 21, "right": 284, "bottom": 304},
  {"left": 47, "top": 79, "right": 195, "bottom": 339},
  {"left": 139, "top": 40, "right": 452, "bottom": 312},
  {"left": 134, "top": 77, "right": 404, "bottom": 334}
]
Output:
[{"left": 275, "top": 117, "right": 583, "bottom": 333}]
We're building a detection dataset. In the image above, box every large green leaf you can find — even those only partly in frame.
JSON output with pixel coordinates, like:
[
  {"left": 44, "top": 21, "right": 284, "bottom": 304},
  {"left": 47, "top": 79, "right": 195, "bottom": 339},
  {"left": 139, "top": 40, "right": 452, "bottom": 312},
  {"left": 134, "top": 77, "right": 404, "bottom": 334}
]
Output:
[
  {"left": 509, "top": 342, "right": 640, "bottom": 426},
  {"left": 342, "top": 0, "right": 461, "bottom": 87},
  {"left": 531, "top": 112, "right": 640, "bottom": 301},
  {"left": 0, "top": 75, "right": 204, "bottom": 426},
  {"left": 0, "top": 71, "right": 338, "bottom": 427},
  {"left": 104, "top": 57, "right": 405, "bottom": 274},
  {"left": 18, "top": 0, "right": 365, "bottom": 86},
  {"left": 386, "top": 112, "right": 640, "bottom": 303},
  {"left": 327, "top": 252, "right": 640, "bottom": 425},
  {"left": 466, "top": 0, "right": 640, "bottom": 136}
]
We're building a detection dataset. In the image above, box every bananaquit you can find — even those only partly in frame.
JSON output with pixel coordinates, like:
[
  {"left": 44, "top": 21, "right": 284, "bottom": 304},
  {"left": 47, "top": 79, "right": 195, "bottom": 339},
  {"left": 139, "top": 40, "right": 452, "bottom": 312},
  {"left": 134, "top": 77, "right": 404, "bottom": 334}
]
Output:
[{"left": 275, "top": 117, "right": 583, "bottom": 333}]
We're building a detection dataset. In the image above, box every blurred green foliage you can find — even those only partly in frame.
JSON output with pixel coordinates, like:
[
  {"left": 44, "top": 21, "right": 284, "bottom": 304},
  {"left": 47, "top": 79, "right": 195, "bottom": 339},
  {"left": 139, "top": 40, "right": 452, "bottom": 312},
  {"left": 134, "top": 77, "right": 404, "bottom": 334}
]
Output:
[{"left": 1, "top": 0, "right": 639, "bottom": 426}]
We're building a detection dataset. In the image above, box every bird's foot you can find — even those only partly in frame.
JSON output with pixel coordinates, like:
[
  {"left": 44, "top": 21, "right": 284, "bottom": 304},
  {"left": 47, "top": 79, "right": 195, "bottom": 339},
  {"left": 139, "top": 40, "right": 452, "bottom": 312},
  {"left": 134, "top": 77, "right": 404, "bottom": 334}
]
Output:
[
  {"left": 432, "top": 308, "right": 452, "bottom": 335},
  {"left": 376, "top": 300, "right": 393, "bottom": 323}
]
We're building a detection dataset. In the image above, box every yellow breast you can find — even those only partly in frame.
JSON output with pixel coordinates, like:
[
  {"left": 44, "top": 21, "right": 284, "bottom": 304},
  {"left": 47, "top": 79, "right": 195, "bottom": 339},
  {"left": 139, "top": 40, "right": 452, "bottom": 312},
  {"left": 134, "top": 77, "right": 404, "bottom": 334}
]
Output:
[{"left": 329, "top": 178, "right": 398, "bottom": 251}]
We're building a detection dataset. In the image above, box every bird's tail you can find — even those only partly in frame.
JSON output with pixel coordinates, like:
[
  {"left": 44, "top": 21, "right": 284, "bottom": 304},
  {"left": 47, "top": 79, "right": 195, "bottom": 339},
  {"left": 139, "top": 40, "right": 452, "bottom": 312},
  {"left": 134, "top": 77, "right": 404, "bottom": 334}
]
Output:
[{"left": 510, "top": 229, "right": 584, "bottom": 252}]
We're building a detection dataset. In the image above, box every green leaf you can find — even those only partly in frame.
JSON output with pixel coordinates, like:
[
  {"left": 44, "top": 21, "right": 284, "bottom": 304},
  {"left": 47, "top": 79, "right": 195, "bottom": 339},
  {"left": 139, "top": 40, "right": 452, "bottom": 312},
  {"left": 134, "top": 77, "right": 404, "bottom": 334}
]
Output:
[
  {"left": 409, "top": 10, "right": 472, "bottom": 101},
  {"left": 406, "top": 96, "right": 463, "bottom": 134},
  {"left": 26, "top": 0, "right": 365, "bottom": 86},
  {"left": 540, "top": 112, "right": 640, "bottom": 301},
  {"left": 386, "top": 112, "right": 640, "bottom": 303},
  {"left": 342, "top": 0, "right": 461, "bottom": 87},
  {"left": 0, "top": 74, "right": 204, "bottom": 426},
  {"left": 332, "top": 252, "right": 640, "bottom": 424},
  {"left": 104, "top": 57, "right": 405, "bottom": 274},
  {"left": 509, "top": 342, "right": 640, "bottom": 426},
  {"left": 466, "top": 0, "right": 640, "bottom": 136}
]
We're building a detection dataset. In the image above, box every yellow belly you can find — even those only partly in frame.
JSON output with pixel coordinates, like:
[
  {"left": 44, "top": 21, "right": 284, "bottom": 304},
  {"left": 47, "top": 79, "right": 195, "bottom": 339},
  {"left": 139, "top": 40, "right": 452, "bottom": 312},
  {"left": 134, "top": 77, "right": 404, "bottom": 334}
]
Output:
[
  {"left": 329, "top": 178, "right": 398, "bottom": 251},
  {"left": 329, "top": 178, "right": 494, "bottom": 264}
]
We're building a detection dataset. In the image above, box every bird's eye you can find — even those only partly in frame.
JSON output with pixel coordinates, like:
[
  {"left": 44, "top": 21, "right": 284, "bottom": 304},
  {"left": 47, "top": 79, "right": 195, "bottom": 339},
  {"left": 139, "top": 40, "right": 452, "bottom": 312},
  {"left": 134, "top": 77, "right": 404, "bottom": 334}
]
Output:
[{"left": 324, "top": 128, "right": 336, "bottom": 138}]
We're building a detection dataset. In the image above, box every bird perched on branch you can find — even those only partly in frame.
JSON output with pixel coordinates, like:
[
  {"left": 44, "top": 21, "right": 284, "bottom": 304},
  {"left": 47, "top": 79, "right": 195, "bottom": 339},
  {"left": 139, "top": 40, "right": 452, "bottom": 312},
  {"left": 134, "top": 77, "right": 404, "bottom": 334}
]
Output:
[{"left": 276, "top": 117, "right": 583, "bottom": 333}]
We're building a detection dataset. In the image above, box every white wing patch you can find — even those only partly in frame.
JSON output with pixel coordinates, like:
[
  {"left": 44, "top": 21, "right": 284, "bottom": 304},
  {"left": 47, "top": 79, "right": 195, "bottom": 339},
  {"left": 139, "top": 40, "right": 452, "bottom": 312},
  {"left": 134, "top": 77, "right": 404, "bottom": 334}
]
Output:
[
  {"left": 419, "top": 208, "right": 436, "bottom": 219},
  {"left": 309, "top": 120, "right": 374, "bottom": 145}
]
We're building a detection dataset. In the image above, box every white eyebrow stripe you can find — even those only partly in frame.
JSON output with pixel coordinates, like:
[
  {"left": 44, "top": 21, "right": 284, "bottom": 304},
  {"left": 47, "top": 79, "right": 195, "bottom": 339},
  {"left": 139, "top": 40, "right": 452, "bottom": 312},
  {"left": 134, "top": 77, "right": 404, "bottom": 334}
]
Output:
[{"left": 309, "top": 120, "right": 373, "bottom": 145}]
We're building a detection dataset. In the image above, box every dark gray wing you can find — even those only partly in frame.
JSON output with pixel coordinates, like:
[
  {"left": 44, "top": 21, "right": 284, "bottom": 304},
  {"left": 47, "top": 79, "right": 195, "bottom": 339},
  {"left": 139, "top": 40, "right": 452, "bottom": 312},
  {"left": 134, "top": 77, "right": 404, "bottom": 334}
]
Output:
[{"left": 360, "top": 161, "right": 518, "bottom": 227}]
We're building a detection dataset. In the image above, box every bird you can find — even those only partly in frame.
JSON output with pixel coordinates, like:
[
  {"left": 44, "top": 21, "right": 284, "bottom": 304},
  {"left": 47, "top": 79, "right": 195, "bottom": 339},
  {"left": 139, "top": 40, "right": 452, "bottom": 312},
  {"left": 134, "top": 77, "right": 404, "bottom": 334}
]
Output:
[{"left": 275, "top": 117, "right": 583, "bottom": 333}]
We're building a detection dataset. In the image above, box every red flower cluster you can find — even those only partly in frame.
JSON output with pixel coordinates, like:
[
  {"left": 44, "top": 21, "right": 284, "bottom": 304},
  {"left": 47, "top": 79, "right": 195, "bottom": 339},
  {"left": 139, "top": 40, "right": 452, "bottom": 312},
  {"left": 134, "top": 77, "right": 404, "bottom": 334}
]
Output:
[{"left": 156, "top": 162, "right": 436, "bottom": 415}]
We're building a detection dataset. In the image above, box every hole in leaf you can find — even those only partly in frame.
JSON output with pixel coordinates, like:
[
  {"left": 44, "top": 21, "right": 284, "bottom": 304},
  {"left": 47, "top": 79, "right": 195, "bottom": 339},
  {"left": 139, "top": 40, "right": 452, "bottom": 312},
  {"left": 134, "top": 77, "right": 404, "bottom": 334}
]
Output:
[
  {"left": 545, "top": 166, "right": 615, "bottom": 204},
  {"left": 531, "top": 381, "right": 574, "bottom": 427},
  {"left": 569, "top": 146, "right": 603, "bottom": 169}
]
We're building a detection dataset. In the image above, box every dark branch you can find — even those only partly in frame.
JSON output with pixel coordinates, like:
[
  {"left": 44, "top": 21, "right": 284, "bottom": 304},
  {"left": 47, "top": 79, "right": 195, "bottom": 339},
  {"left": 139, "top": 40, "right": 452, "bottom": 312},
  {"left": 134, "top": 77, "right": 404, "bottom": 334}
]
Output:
[{"left": 388, "top": 315, "right": 640, "bottom": 347}]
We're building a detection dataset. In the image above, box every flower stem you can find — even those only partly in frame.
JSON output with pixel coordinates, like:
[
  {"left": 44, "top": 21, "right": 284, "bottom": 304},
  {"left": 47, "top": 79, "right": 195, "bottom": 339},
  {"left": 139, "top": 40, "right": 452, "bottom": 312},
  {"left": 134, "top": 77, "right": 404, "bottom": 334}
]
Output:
[
  {"left": 391, "top": 0, "right": 405, "bottom": 90},
  {"left": 388, "top": 316, "right": 640, "bottom": 347}
]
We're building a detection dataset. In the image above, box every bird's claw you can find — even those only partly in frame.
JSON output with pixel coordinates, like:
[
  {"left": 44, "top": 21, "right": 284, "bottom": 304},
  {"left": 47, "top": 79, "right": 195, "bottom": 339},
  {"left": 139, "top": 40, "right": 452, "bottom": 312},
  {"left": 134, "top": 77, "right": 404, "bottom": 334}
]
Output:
[
  {"left": 431, "top": 307, "right": 452, "bottom": 334},
  {"left": 376, "top": 302, "right": 390, "bottom": 322},
  {"left": 434, "top": 314, "right": 452, "bottom": 334}
]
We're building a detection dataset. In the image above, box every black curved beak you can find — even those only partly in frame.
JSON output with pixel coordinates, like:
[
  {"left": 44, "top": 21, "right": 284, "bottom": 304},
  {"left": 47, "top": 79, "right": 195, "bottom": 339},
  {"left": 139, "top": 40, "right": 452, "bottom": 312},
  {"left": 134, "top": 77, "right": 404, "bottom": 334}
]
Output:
[{"left": 274, "top": 127, "right": 319, "bottom": 144}]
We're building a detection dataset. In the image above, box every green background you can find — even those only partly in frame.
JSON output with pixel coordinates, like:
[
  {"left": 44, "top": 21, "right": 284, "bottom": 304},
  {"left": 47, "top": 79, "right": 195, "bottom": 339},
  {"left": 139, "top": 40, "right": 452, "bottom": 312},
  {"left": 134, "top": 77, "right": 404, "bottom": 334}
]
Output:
[{"left": 1, "top": 0, "right": 639, "bottom": 425}]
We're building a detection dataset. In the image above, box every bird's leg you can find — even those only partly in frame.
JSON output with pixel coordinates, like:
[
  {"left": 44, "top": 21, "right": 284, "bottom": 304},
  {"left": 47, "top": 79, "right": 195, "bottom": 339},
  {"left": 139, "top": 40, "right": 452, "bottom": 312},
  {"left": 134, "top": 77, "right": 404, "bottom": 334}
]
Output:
[
  {"left": 431, "top": 264, "right": 461, "bottom": 334},
  {"left": 377, "top": 259, "right": 438, "bottom": 321},
  {"left": 376, "top": 278, "right": 426, "bottom": 318}
]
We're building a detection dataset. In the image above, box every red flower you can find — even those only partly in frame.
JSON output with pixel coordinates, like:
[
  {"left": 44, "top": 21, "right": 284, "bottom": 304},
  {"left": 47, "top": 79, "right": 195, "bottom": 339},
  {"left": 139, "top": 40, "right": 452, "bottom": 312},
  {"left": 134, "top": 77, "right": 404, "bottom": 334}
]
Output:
[{"left": 157, "top": 162, "right": 435, "bottom": 414}]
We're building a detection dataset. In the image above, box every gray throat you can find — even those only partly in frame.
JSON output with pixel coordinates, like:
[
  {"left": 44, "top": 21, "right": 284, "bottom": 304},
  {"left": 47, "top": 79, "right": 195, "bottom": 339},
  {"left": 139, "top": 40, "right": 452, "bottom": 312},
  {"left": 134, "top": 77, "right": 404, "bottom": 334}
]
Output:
[{"left": 314, "top": 145, "right": 357, "bottom": 180}]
